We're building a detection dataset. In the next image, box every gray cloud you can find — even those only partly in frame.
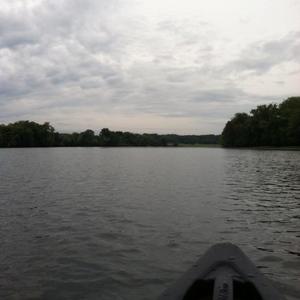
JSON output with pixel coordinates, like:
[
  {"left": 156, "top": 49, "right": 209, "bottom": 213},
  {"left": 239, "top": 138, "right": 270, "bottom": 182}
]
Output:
[
  {"left": 225, "top": 32, "right": 300, "bottom": 75},
  {"left": 0, "top": 0, "right": 299, "bottom": 133},
  {"left": 190, "top": 88, "right": 246, "bottom": 103}
]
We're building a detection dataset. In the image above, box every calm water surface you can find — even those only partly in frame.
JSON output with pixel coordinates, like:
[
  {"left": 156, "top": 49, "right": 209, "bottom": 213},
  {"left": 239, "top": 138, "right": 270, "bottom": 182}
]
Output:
[{"left": 0, "top": 148, "right": 299, "bottom": 300}]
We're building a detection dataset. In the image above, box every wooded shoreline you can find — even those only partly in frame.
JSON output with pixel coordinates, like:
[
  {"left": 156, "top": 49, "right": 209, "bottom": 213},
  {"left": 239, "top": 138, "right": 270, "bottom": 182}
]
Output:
[
  {"left": 221, "top": 97, "right": 300, "bottom": 147},
  {"left": 0, "top": 123, "right": 221, "bottom": 147},
  {"left": 1, "top": 97, "right": 299, "bottom": 148}
]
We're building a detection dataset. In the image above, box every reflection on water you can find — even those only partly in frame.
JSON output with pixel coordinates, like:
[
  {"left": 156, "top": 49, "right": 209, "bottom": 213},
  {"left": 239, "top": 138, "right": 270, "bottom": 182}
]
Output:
[{"left": 0, "top": 148, "right": 299, "bottom": 300}]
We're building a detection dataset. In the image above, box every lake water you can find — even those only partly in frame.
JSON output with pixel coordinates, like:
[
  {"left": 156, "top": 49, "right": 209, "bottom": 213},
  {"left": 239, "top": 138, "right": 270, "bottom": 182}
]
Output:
[{"left": 0, "top": 148, "right": 299, "bottom": 300}]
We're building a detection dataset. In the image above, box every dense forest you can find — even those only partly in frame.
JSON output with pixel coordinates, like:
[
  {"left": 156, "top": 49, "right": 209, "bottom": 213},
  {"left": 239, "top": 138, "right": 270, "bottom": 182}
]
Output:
[
  {"left": 222, "top": 97, "right": 300, "bottom": 147},
  {"left": 0, "top": 122, "right": 220, "bottom": 147}
]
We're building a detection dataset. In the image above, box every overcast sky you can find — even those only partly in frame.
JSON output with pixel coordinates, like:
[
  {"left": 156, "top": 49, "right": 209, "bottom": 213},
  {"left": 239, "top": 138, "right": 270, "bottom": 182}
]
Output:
[{"left": 0, "top": 0, "right": 299, "bottom": 134}]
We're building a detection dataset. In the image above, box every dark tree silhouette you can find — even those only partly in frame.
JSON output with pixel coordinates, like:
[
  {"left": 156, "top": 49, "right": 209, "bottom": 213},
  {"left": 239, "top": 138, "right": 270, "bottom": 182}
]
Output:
[
  {"left": 0, "top": 121, "right": 220, "bottom": 147},
  {"left": 222, "top": 97, "right": 300, "bottom": 147}
]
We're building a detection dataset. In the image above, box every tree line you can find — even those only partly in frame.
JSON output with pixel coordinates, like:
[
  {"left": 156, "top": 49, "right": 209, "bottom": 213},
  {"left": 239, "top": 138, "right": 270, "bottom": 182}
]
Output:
[
  {"left": 0, "top": 122, "right": 220, "bottom": 147},
  {"left": 1, "top": 97, "right": 298, "bottom": 148},
  {"left": 221, "top": 97, "right": 300, "bottom": 147}
]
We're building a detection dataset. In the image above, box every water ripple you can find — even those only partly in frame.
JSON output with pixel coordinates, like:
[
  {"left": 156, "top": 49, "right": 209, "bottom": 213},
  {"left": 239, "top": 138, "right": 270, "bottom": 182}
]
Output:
[{"left": 0, "top": 148, "right": 299, "bottom": 299}]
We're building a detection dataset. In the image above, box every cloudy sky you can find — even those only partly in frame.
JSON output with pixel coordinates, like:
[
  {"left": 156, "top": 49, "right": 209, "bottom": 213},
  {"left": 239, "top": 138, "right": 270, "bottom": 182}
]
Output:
[{"left": 0, "top": 0, "right": 300, "bottom": 134}]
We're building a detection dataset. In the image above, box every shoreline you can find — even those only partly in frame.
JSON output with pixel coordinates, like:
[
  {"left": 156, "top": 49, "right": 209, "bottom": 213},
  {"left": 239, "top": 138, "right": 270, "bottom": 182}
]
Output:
[
  {"left": 1, "top": 145, "right": 299, "bottom": 150},
  {"left": 223, "top": 146, "right": 300, "bottom": 151}
]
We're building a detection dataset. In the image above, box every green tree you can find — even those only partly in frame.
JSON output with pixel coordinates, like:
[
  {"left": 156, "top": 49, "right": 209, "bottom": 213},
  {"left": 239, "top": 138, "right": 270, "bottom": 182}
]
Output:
[
  {"left": 78, "top": 129, "right": 96, "bottom": 146},
  {"left": 222, "top": 113, "right": 251, "bottom": 147},
  {"left": 222, "top": 97, "right": 300, "bottom": 147},
  {"left": 279, "top": 97, "right": 300, "bottom": 145}
]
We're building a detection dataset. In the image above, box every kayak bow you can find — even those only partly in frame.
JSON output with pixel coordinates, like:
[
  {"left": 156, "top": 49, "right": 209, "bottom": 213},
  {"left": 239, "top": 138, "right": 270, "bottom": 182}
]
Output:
[{"left": 158, "top": 243, "right": 285, "bottom": 300}]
